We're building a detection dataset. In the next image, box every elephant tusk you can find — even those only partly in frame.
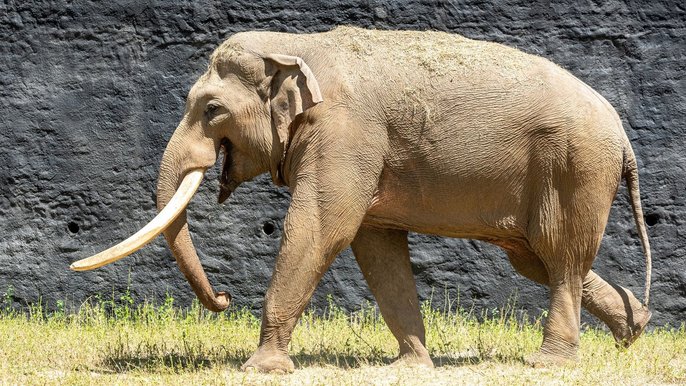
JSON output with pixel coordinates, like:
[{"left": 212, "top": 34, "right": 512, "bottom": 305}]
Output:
[{"left": 70, "top": 169, "right": 205, "bottom": 271}]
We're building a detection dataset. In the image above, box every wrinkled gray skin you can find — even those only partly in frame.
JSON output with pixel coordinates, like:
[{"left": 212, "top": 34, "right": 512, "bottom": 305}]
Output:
[{"left": 155, "top": 27, "right": 651, "bottom": 372}]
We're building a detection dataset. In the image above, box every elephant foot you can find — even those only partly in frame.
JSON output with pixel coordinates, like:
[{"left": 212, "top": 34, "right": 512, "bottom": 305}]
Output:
[
  {"left": 391, "top": 351, "right": 434, "bottom": 368},
  {"left": 525, "top": 338, "right": 578, "bottom": 368},
  {"left": 241, "top": 348, "right": 295, "bottom": 374},
  {"left": 611, "top": 306, "right": 652, "bottom": 349},
  {"left": 524, "top": 351, "right": 577, "bottom": 368}
]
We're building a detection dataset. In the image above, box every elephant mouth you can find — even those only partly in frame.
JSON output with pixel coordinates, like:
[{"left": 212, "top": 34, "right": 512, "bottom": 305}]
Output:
[{"left": 218, "top": 138, "right": 237, "bottom": 203}]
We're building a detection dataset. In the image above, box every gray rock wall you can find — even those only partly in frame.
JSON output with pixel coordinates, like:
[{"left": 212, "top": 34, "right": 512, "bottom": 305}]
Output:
[{"left": 0, "top": 1, "right": 684, "bottom": 326}]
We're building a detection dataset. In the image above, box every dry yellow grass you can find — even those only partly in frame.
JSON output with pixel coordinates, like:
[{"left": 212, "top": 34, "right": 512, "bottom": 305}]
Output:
[{"left": 0, "top": 294, "right": 683, "bottom": 385}]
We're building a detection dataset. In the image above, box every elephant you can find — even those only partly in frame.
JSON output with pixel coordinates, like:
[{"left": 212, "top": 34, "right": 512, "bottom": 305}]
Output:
[{"left": 72, "top": 26, "right": 652, "bottom": 372}]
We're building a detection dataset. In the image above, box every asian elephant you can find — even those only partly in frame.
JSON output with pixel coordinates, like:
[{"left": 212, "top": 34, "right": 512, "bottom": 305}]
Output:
[{"left": 72, "top": 26, "right": 652, "bottom": 372}]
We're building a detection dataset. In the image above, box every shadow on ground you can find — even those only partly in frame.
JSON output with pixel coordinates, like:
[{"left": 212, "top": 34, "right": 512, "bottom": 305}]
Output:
[{"left": 99, "top": 350, "right": 502, "bottom": 373}]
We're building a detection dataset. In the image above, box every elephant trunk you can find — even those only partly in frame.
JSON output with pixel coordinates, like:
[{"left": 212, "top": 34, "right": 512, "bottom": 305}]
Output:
[
  {"left": 71, "top": 123, "right": 229, "bottom": 313},
  {"left": 156, "top": 142, "right": 230, "bottom": 313}
]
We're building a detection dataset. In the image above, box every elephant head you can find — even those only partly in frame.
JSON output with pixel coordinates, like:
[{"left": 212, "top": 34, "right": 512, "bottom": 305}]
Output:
[{"left": 71, "top": 40, "right": 323, "bottom": 312}]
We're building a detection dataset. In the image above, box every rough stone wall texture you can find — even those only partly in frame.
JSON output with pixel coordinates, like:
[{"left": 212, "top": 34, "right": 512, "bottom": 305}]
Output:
[{"left": 0, "top": 1, "right": 684, "bottom": 326}]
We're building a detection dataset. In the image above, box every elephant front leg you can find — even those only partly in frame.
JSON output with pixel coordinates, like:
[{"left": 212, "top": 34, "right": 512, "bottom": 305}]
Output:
[
  {"left": 351, "top": 226, "right": 432, "bottom": 367},
  {"left": 241, "top": 183, "right": 376, "bottom": 373},
  {"left": 239, "top": 221, "right": 338, "bottom": 373}
]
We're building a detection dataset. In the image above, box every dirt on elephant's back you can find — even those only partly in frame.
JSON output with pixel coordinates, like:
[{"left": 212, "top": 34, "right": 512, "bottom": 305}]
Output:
[{"left": 326, "top": 26, "right": 539, "bottom": 78}]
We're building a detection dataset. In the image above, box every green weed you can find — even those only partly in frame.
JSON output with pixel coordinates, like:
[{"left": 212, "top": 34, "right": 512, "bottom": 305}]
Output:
[{"left": 0, "top": 292, "right": 683, "bottom": 385}]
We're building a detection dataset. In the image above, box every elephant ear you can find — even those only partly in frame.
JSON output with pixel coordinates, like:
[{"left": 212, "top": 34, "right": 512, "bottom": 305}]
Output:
[{"left": 265, "top": 54, "right": 323, "bottom": 184}]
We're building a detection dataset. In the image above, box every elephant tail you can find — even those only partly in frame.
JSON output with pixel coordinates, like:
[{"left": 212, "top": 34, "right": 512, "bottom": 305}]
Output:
[{"left": 623, "top": 143, "right": 652, "bottom": 306}]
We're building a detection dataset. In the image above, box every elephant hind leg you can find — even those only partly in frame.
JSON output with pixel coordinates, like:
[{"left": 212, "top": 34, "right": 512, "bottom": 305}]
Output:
[
  {"left": 503, "top": 231, "right": 591, "bottom": 363},
  {"left": 500, "top": 240, "right": 550, "bottom": 286},
  {"left": 520, "top": 171, "right": 612, "bottom": 364},
  {"left": 503, "top": 241, "right": 650, "bottom": 348},
  {"left": 351, "top": 226, "right": 432, "bottom": 367},
  {"left": 533, "top": 261, "right": 584, "bottom": 365},
  {"left": 504, "top": 240, "right": 649, "bottom": 365},
  {"left": 582, "top": 271, "right": 652, "bottom": 348}
]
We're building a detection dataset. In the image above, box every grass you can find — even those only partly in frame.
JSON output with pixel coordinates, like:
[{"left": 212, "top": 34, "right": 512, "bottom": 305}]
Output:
[{"left": 0, "top": 290, "right": 684, "bottom": 385}]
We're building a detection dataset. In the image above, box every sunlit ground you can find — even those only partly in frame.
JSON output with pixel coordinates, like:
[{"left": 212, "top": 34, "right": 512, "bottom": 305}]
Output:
[{"left": 0, "top": 295, "right": 683, "bottom": 385}]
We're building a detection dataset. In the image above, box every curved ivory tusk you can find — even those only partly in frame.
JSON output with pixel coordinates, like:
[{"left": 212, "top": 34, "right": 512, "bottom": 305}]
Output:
[{"left": 70, "top": 169, "right": 205, "bottom": 271}]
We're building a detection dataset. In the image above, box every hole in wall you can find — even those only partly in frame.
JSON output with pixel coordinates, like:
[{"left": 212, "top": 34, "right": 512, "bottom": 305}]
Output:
[
  {"left": 262, "top": 221, "right": 275, "bottom": 235},
  {"left": 68, "top": 221, "right": 80, "bottom": 234},
  {"left": 645, "top": 213, "right": 659, "bottom": 227}
]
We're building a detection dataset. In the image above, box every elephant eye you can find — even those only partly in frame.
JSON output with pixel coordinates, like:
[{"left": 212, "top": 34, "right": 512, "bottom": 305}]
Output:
[{"left": 205, "top": 103, "right": 221, "bottom": 120}]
